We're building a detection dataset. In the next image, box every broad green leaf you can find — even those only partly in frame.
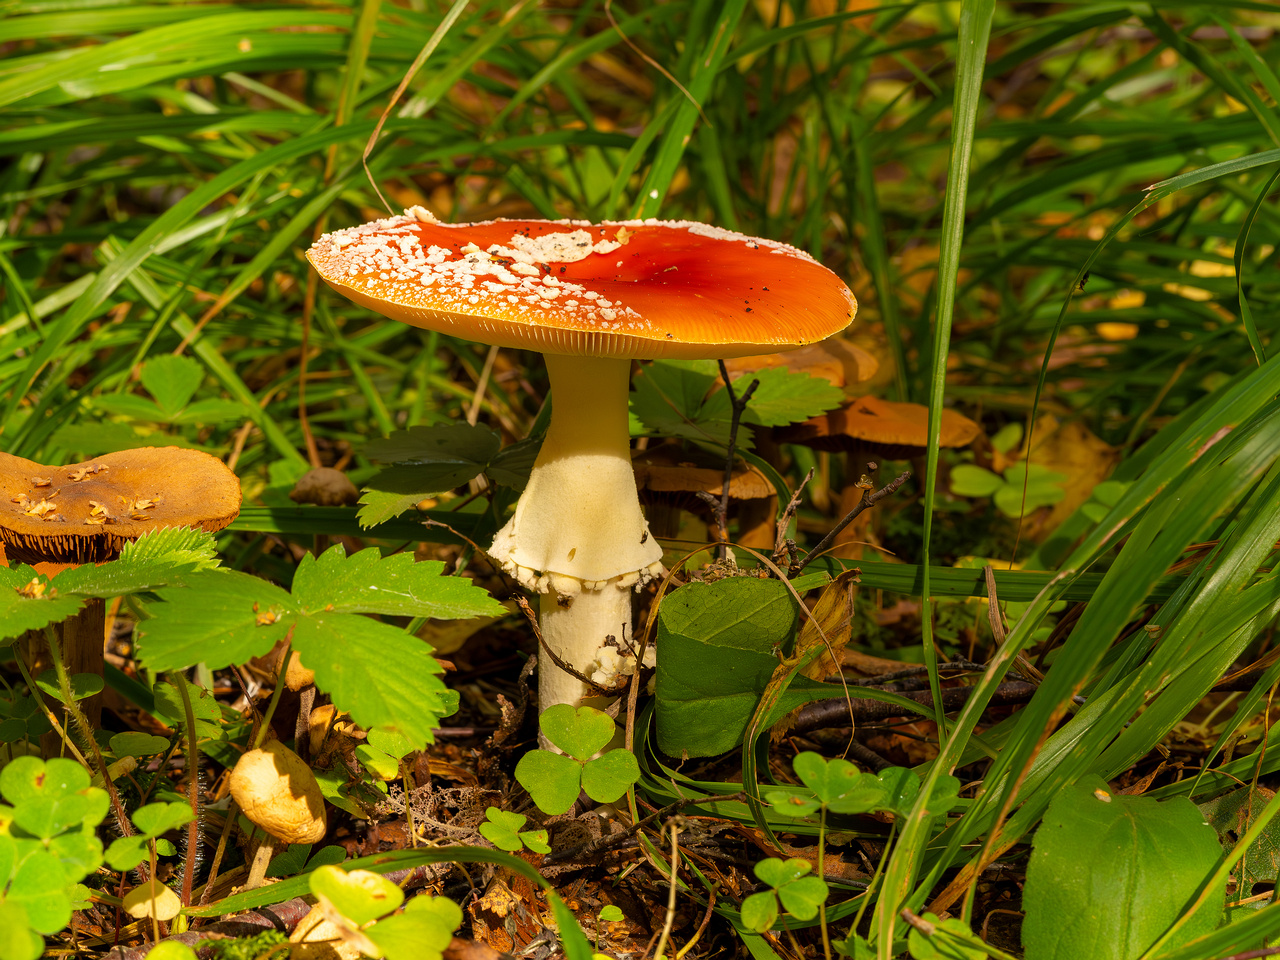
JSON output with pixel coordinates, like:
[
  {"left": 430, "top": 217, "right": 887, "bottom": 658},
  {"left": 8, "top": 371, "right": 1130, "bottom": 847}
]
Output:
[
  {"left": 7, "top": 848, "right": 70, "bottom": 934},
  {"left": 740, "top": 891, "right": 778, "bottom": 932},
  {"left": 0, "top": 758, "right": 90, "bottom": 806},
  {"left": 364, "top": 907, "right": 455, "bottom": 960},
  {"left": 151, "top": 678, "right": 224, "bottom": 741},
  {"left": 792, "top": 753, "right": 862, "bottom": 807},
  {"left": 103, "top": 835, "right": 149, "bottom": 872},
  {"left": 598, "top": 905, "right": 623, "bottom": 922},
  {"left": 776, "top": 875, "right": 828, "bottom": 921},
  {"left": 1023, "top": 777, "right": 1224, "bottom": 960},
  {"left": 140, "top": 354, "right": 203, "bottom": 416},
  {"left": 539, "top": 704, "right": 615, "bottom": 760},
  {"left": 0, "top": 901, "right": 42, "bottom": 960},
  {"left": 291, "top": 614, "right": 453, "bottom": 751},
  {"left": 580, "top": 749, "right": 640, "bottom": 804},
  {"left": 132, "top": 802, "right": 194, "bottom": 839},
  {"left": 907, "top": 914, "right": 989, "bottom": 960},
  {"left": 11, "top": 793, "right": 92, "bottom": 841},
  {"left": 135, "top": 570, "right": 295, "bottom": 672},
  {"left": 34, "top": 671, "right": 102, "bottom": 705},
  {"left": 356, "top": 464, "right": 488, "bottom": 528},
  {"left": 1198, "top": 786, "right": 1280, "bottom": 895},
  {"left": 47, "top": 831, "right": 102, "bottom": 878},
  {"left": 519, "top": 829, "right": 551, "bottom": 855},
  {"left": 630, "top": 361, "right": 726, "bottom": 445},
  {"left": 949, "top": 465, "right": 1004, "bottom": 499},
  {"left": 362, "top": 423, "right": 501, "bottom": 465},
  {"left": 355, "top": 745, "right": 400, "bottom": 781},
  {"left": 486, "top": 437, "right": 541, "bottom": 490},
  {"left": 367, "top": 728, "right": 414, "bottom": 760},
  {"left": 309, "top": 865, "right": 403, "bottom": 927},
  {"left": 0, "top": 567, "right": 84, "bottom": 642},
  {"left": 755, "top": 857, "right": 812, "bottom": 889},
  {"left": 655, "top": 578, "right": 922, "bottom": 757},
  {"left": 479, "top": 808, "right": 529, "bottom": 852},
  {"left": 290, "top": 547, "right": 505, "bottom": 620},
  {"left": 109, "top": 732, "right": 171, "bottom": 757},
  {"left": 514, "top": 750, "right": 581, "bottom": 817}
]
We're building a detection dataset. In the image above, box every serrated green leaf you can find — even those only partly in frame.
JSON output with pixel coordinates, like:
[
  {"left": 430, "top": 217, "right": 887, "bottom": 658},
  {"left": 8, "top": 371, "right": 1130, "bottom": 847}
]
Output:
[
  {"left": 54, "top": 527, "right": 220, "bottom": 598},
  {"left": 0, "top": 567, "right": 85, "bottom": 642},
  {"left": 539, "top": 704, "right": 615, "bottom": 760},
  {"left": 290, "top": 614, "right": 452, "bottom": 751},
  {"left": 135, "top": 570, "right": 296, "bottom": 672},
  {"left": 580, "top": 749, "right": 639, "bottom": 804},
  {"left": 140, "top": 354, "right": 203, "bottom": 416},
  {"left": 514, "top": 750, "right": 581, "bottom": 816},
  {"left": 357, "top": 463, "right": 487, "bottom": 527},
  {"left": 630, "top": 361, "right": 728, "bottom": 445},
  {"left": 1023, "top": 777, "right": 1224, "bottom": 960},
  {"left": 486, "top": 436, "right": 541, "bottom": 490},
  {"left": 290, "top": 546, "right": 505, "bottom": 620},
  {"left": 707, "top": 367, "right": 844, "bottom": 428}
]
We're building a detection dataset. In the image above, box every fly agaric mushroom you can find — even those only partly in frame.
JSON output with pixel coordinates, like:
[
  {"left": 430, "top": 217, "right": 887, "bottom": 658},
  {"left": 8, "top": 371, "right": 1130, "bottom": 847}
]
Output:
[
  {"left": 0, "top": 447, "right": 241, "bottom": 735},
  {"left": 230, "top": 739, "right": 327, "bottom": 888},
  {"left": 307, "top": 213, "right": 854, "bottom": 727}
]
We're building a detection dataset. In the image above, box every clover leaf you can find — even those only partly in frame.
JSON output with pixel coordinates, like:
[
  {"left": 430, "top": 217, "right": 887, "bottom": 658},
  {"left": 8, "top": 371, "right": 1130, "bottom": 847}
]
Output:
[{"left": 513, "top": 706, "right": 640, "bottom": 816}]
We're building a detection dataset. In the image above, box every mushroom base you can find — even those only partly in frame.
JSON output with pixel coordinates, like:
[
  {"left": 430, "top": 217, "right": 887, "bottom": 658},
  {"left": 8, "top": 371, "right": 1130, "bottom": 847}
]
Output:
[{"left": 537, "top": 577, "right": 648, "bottom": 745}]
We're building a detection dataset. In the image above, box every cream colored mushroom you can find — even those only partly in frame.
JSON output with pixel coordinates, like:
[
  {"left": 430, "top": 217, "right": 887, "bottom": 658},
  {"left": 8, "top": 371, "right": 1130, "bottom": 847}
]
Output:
[{"left": 229, "top": 739, "right": 326, "bottom": 888}]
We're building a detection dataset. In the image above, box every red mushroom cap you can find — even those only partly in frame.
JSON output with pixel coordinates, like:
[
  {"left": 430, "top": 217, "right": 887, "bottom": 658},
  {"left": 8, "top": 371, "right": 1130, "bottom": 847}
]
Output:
[{"left": 306, "top": 214, "right": 855, "bottom": 358}]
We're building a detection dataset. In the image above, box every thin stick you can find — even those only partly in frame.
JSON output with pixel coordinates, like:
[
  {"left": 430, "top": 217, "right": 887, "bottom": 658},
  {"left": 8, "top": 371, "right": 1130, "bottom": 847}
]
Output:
[
  {"left": 652, "top": 818, "right": 683, "bottom": 960},
  {"left": 790, "top": 469, "right": 912, "bottom": 576},
  {"left": 715, "top": 361, "right": 759, "bottom": 562}
]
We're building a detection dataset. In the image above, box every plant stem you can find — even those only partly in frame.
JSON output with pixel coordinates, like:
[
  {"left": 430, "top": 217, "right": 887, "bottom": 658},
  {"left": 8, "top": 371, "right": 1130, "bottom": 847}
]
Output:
[
  {"left": 715, "top": 361, "right": 760, "bottom": 562},
  {"left": 172, "top": 672, "right": 203, "bottom": 906},
  {"left": 253, "top": 633, "right": 294, "bottom": 750}
]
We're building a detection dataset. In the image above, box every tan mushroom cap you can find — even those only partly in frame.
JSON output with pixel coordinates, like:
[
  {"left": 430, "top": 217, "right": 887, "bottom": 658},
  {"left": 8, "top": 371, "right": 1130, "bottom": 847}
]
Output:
[
  {"left": 307, "top": 214, "right": 855, "bottom": 359},
  {"left": 777, "top": 395, "right": 981, "bottom": 456},
  {"left": 722, "top": 335, "right": 879, "bottom": 390},
  {"left": 633, "top": 445, "right": 774, "bottom": 500},
  {"left": 229, "top": 740, "right": 327, "bottom": 845},
  {"left": 0, "top": 447, "right": 241, "bottom": 564}
]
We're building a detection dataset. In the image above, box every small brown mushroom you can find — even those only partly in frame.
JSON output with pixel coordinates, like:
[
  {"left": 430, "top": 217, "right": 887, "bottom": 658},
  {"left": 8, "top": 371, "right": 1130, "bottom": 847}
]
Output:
[
  {"left": 778, "top": 396, "right": 980, "bottom": 558},
  {"left": 0, "top": 447, "right": 241, "bottom": 742},
  {"left": 230, "top": 739, "right": 327, "bottom": 888},
  {"left": 633, "top": 444, "right": 776, "bottom": 549},
  {"left": 289, "top": 467, "right": 360, "bottom": 507}
]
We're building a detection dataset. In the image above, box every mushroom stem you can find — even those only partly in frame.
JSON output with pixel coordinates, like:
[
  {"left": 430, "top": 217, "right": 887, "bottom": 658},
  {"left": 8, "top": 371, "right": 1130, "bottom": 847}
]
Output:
[{"left": 490, "top": 354, "right": 663, "bottom": 725}]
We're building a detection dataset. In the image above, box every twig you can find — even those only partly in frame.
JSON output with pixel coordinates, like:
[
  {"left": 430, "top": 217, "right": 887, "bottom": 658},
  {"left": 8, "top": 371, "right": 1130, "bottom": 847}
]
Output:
[
  {"left": 789, "top": 681, "right": 1037, "bottom": 734},
  {"left": 774, "top": 467, "right": 815, "bottom": 562},
  {"left": 514, "top": 596, "right": 613, "bottom": 695},
  {"left": 790, "top": 469, "right": 912, "bottom": 576},
  {"left": 715, "top": 361, "right": 760, "bottom": 562},
  {"left": 652, "top": 817, "right": 684, "bottom": 960},
  {"left": 546, "top": 792, "right": 747, "bottom": 864}
]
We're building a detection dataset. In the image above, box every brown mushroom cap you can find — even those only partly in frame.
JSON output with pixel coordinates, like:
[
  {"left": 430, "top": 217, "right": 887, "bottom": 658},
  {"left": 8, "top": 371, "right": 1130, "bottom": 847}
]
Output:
[
  {"left": 777, "top": 395, "right": 981, "bottom": 457},
  {"left": 633, "top": 445, "right": 774, "bottom": 500},
  {"left": 229, "top": 740, "right": 327, "bottom": 845},
  {"left": 307, "top": 215, "right": 855, "bottom": 359},
  {"left": 0, "top": 447, "right": 241, "bottom": 564},
  {"left": 722, "top": 335, "right": 879, "bottom": 390}
]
